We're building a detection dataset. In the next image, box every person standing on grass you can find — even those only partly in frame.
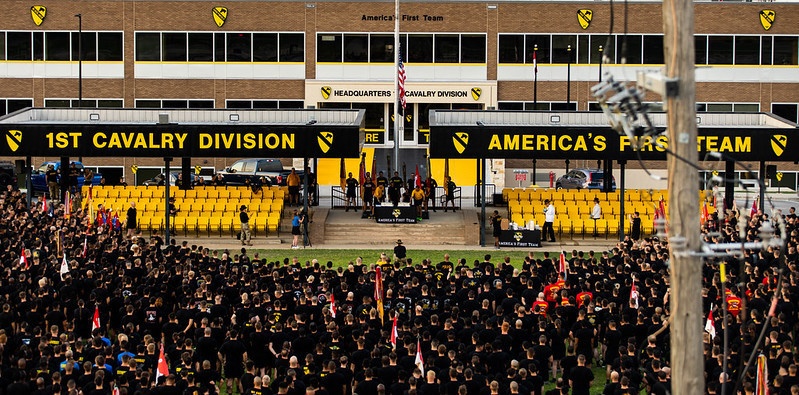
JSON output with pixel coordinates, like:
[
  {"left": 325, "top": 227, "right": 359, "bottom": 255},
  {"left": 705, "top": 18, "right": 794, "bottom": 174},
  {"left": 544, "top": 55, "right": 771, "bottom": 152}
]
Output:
[
  {"left": 569, "top": 354, "right": 594, "bottom": 395},
  {"left": 219, "top": 329, "right": 247, "bottom": 395}
]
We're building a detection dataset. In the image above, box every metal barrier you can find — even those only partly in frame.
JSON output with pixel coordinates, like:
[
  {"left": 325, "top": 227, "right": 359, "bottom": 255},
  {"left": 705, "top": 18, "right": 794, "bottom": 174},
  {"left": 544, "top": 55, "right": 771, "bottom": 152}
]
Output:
[
  {"left": 473, "top": 183, "right": 496, "bottom": 207},
  {"left": 439, "top": 186, "right": 462, "bottom": 209}
]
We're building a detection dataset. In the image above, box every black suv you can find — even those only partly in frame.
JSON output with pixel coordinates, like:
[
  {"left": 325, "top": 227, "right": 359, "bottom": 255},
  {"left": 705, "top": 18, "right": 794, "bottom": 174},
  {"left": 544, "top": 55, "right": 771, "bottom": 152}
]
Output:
[
  {"left": 218, "top": 158, "right": 303, "bottom": 186},
  {"left": 556, "top": 168, "right": 616, "bottom": 191}
]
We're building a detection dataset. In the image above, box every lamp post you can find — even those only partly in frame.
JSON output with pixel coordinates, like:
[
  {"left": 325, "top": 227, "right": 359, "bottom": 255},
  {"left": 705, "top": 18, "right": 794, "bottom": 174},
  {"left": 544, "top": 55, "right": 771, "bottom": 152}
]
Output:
[
  {"left": 598, "top": 45, "right": 603, "bottom": 82},
  {"left": 533, "top": 44, "right": 538, "bottom": 108},
  {"left": 566, "top": 44, "right": 572, "bottom": 109},
  {"left": 75, "top": 14, "right": 82, "bottom": 108}
]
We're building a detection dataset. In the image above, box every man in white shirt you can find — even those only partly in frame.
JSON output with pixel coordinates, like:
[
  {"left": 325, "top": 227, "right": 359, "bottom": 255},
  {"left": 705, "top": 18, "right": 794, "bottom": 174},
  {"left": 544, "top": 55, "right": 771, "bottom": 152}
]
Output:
[
  {"left": 591, "top": 197, "right": 602, "bottom": 237},
  {"left": 543, "top": 199, "right": 556, "bottom": 242}
]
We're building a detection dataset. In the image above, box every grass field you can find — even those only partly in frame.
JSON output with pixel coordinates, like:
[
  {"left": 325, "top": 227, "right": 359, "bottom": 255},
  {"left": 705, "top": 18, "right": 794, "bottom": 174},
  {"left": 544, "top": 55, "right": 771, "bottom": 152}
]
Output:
[{"left": 249, "top": 248, "right": 547, "bottom": 268}]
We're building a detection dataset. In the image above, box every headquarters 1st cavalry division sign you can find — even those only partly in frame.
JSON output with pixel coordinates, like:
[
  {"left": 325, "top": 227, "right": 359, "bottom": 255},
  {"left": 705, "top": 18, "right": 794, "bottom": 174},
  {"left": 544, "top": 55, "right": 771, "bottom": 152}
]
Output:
[
  {"left": 429, "top": 126, "right": 796, "bottom": 162},
  {"left": 0, "top": 125, "right": 363, "bottom": 158}
]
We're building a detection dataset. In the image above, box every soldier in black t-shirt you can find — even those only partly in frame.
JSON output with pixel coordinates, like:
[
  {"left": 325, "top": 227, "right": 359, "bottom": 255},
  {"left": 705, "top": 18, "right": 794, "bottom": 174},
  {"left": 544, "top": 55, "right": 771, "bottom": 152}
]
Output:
[
  {"left": 388, "top": 172, "right": 403, "bottom": 207},
  {"left": 46, "top": 165, "right": 59, "bottom": 201},
  {"left": 362, "top": 173, "right": 375, "bottom": 213},
  {"left": 345, "top": 172, "right": 358, "bottom": 212}
]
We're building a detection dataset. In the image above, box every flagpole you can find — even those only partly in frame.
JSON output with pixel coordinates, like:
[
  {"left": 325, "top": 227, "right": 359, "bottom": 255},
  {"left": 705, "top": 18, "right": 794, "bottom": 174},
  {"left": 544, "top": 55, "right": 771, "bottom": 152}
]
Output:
[
  {"left": 393, "top": 0, "right": 400, "bottom": 173},
  {"left": 533, "top": 45, "right": 538, "bottom": 107}
]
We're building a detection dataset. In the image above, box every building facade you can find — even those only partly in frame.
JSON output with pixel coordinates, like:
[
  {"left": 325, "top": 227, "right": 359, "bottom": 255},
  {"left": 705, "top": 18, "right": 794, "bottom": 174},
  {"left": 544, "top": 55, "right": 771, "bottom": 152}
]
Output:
[{"left": 1, "top": 0, "right": 798, "bottom": 187}]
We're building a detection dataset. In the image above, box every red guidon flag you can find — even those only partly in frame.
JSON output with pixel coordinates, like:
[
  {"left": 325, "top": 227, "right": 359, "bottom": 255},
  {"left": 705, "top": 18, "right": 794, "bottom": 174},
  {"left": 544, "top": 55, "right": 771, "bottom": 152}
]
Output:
[
  {"left": 704, "top": 304, "right": 716, "bottom": 339},
  {"left": 630, "top": 278, "right": 639, "bottom": 309},
  {"left": 156, "top": 343, "right": 169, "bottom": 382},
  {"left": 330, "top": 293, "right": 336, "bottom": 319},
  {"left": 414, "top": 165, "right": 421, "bottom": 189},
  {"left": 558, "top": 252, "right": 567, "bottom": 280},
  {"left": 81, "top": 237, "right": 88, "bottom": 259},
  {"left": 390, "top": 316, "right": 398, "bottom": 349},
  {"left": 415, "top": 339, "right": 425, "bottom": 376},
  {"left": 42, "top": 194, "right": 47, "bottom": 213},
  {"left": 92, "top": 305, "right": 101, "bottom": 331},
  {"left": 19, "top": 247, "right": 27, "bottom": 269}
]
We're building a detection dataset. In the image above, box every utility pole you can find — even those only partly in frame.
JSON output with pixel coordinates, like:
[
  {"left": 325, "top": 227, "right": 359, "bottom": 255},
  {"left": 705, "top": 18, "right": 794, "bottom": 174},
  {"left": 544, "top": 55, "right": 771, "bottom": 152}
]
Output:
[{"left": 663, "top": 0, "right": 703, "bottom": 393}]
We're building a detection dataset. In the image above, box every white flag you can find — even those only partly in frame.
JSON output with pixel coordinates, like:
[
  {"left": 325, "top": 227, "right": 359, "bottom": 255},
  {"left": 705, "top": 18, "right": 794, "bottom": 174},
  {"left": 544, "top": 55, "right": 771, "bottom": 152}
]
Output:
[
  {"left": 60, "top": 254, "right": 69, "bottom": 279},
  {"left": 705, "top": 304, "right": 716, "bottom": 339},
  {"left": 415, "top": 339, "right": 425, "bottom": 376}
]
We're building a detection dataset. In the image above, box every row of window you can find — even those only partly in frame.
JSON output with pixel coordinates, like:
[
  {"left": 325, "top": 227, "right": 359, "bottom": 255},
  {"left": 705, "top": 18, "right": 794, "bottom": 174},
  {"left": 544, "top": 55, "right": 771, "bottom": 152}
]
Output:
[
  {"left": 0, "top": 32, "right": 123, "bottom": 61},
  {"left": 135, "top": 32, "right": 304, "bottom": 62},
  {"left": 2, "top": 30, "right": 798, "bottom": 66},
  {"left": 316, "top": 33, "right": 487, "bottom": 63},
  {"left": 498, "top": 34, "right": 799, "bottom": 66},
  {"left": 7, "top": 98, "right": 797, "bottom": 126},
  {"left": 498, "top": 101, "right": 762, "bottom": 113}
]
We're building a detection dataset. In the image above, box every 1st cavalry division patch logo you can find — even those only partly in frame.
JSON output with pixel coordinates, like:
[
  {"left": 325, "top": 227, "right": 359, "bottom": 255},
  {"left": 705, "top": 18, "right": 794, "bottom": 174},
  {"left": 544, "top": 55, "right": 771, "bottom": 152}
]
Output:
[
  {"left": 452, "top": 132, "right": 469, "bottom": 154},
  {"left": 577, "top": 9, "right": 592, "bottom": 30},
  {"left": 759, "top": 10, "right": 775, "bottom": 31},
  {"left": 471, "top": 87, "right": 482, "bottom": 101},
  {"left": 514, "top": 232, "right": 523, "bottom": 241},
  {"left": 317, "top": 131, "right": 334, "bottom": 154},
  {"left": 31, "top": 6, "right": 46, "bottom": 26},
  {"left": 321, "top": 86, "right": 332, "bottom": 100},
  {"left": 771, "top": 135, "right": 786, "bottom": 157},
  {"left": 213, "top": 7, "right": 228, "bottom": 27},
  {"left": 5, "top": 130, "right": 22, "bottom": 152}
]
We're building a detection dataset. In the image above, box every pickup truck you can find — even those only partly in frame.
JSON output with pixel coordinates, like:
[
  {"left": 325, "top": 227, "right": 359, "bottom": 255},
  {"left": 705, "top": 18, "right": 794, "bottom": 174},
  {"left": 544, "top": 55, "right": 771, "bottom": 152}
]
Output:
[
  {"left": 31, "top": 161, "right": 103, "bottom": 194},
  {"left": 218, "top": 158, "right": 303, "bottom": 187}
]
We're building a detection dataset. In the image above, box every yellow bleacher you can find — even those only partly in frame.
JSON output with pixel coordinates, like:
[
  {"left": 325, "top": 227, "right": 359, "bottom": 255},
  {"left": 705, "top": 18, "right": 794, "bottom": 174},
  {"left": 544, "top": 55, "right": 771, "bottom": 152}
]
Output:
[
  {"left": 504, "top": 187, "right": 704, "bottom": 239},
  {"left": 86, "top": 185, "right": 288, "bottom": 236}
]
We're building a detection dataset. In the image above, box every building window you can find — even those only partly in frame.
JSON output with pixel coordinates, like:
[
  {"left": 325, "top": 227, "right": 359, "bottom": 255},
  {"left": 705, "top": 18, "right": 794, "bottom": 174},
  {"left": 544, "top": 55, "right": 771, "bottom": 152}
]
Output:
[
  {"left": 136, "top": 33, "right": 161, "bottom": 61},
  {"left": 526, "top": 35, "right": 551, "bottom": 64},
  {"left": 708, "top": 36, "right": 733, "bottom": 64},
  {"left": 434, "top": 34, "right": 459, "bottom": 63},
  {"left": 0, "top": 99, "right": 33, "bottom": 116},
  {"left": 695, "top": 36, "right": 707, "bottom": 65},
  {"left": 135, "top": 99, "right": 214, "bottom": 108},
  {"left": 761, "top": 36, "right": 772, "bottom": 65},
  {"left": 774, "top": 36, "right": 798, "bottom": 65},
  {"left": 44, "top": 99, "right": 124, "bottom": 108},
  {"left": 279, "top": 33, "right": 304, "bottom": 62},
  {"left": 772, "top": 103, "right": 798, "bottom": 123},
  {"left": 7, "top": 32, "right": 32, "bottom": 60},
  {"left": 163, "top": 33, "right": 187, "bottom": 61},
  {"left": 408, "top": 34, "right": 433, "bottom": 63},
  {"left": 45, "top": 32, "right": 70, "bottom": 61},
  {"left": 620, "top": 35, "right": 642, "bottom": 64},
  {"left": 642, "top": 35, "right": 664, "bottom": 64},
  {"left": 253, "top": 33, "right": 278, "bottom": 62},
  {"left": 317, "top": 34, "right": 342, "bottom": 62},
  {"left": 225, "top": 100, "right": 304, "bottom": 109},
  {"left": 344, "top": 34, "right": 368, "bottom": 62},
  {"left": 370, "top": 35, "right": 394, "bottom": 63},
  {"left": 461, "top": 35, "right": 486, "bottom": 63},
  {"left": 498, "top": 101, "right": 575, "bottom": 111},
  {"left": 188, "top": 33, "right": 214, "bottom": 61},
  {"left": 227, "top": 33, "right": 251, "bottom": 62},
  {"left": 71, "top": 32, "right": 97, "bottom": 61},
  {"left": 551, "top": 35, "right": 577, "bottom": 63},
  {"left": 735, "top": 36, "right": 759, "bottom": 65},
  {"left": 498, "top": 34, "right": 524, "bottom": 63},
  {"left": 97, "top": 33, "right": 123, "bottom": 61}
]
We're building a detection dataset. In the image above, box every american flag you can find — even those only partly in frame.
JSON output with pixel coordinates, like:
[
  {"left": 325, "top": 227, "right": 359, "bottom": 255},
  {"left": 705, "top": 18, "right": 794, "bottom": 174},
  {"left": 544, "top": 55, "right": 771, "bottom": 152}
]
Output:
[{"left": 398, "top": 45, "right": 407, "bottom": 110}]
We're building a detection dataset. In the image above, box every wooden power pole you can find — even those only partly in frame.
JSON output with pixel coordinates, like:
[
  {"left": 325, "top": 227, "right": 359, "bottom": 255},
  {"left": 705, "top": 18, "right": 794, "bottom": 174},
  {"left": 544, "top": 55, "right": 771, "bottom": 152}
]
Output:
[{"left": 663, "top": 0, "right": 704, "bottom": 394}]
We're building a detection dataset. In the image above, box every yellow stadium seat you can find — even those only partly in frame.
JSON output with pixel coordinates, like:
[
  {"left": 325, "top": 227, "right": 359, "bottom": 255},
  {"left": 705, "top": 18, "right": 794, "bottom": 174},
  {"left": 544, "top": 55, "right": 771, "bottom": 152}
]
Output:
[
  {"left": 507, "top": 189, "right": 520, "bottom": 203},
  {"left": 511, "top": 213, "right": 523, "bottom": 225}
]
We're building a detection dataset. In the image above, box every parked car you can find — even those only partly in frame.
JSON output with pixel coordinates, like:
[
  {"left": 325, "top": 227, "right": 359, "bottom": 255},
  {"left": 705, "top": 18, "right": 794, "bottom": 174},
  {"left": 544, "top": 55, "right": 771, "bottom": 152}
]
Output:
[
  {"left": 556, "top": 168, "right": 616, "bottom": 191},
  {"left": 31, "top": 161, "right": 103, "bottom": 194},
  {"left": 218, "top": 158, "right": 303, "bottom": 186}
]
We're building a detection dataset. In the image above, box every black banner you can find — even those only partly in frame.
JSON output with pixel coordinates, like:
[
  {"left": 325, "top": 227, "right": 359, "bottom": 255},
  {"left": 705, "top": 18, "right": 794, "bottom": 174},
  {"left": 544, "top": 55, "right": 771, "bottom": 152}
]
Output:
[
  {"left": 0, "top": 124, "right": 363, "bottom": 158},
  {"left": 374, "top": 205, "right": 418, "bottom": 223},
  {"left": 429, "top": 126, "right": 797, "bottom": 162},
  {"left": 498, "top": 229, "right": 541, "bottom": 248}
]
